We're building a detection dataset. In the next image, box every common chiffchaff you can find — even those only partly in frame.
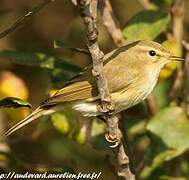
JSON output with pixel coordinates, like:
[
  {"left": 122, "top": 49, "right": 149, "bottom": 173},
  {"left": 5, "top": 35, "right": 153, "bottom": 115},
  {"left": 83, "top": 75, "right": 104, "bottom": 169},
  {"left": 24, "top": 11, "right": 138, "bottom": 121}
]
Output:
[{"left": 5, "top": 40, "right": 184, "bottom": 136}]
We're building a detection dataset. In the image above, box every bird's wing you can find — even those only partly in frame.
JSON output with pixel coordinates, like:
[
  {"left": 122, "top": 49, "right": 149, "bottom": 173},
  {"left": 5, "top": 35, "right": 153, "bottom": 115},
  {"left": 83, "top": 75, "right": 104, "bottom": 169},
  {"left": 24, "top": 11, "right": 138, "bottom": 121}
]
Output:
[
  {"left": 103, "top": 43, "right": 140, "bottom": 93},
  {"left": 4, "top": 107, "right": 44, "bottom": 136},
  {"left": 41, "top": 42, "right": 140, "bottom": 107},
  {"left": 41, "top": 65, "right": 101, "bottom": 106},
  {"left": 41, "top": 80, "right": 98, "bottom": 106}
]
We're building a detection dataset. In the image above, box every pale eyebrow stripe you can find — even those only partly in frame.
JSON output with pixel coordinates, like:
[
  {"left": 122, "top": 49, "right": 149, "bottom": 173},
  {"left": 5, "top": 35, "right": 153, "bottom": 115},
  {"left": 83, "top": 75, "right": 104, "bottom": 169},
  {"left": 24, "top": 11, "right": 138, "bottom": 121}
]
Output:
[
  {"left": 137, "top": 45, "right": 156, "bottom": 51},
  {"left": 134, "top": 47, "right": 163, "bottom": 59},
  {"left": 137, "top": 45, "right": 165, "bottom": 55}
]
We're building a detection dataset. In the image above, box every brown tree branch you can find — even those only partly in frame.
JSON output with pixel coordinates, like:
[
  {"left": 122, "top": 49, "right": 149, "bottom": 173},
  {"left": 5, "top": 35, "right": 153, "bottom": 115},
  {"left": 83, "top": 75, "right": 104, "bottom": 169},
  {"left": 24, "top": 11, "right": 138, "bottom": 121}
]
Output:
[
  {"left": 106, "top": 116, "right": 135, "bottom": 180},
  {"left": 99, "top": 0, "right": 136, "bottom": 178},
  {"left": 78, "top": 0, "right": 110, "bottom": 102},
  {"left": 0, "top": 0, "right": 55, "bottom": 40},
  {"left": 99, "top": 0, "right": 135, "bottom": 178},
  {"left": 117, "top": 144, "right": 133, "bottom": 179},
  {"left": 76, "top": 0, "right": 135, "bottom": 179}
]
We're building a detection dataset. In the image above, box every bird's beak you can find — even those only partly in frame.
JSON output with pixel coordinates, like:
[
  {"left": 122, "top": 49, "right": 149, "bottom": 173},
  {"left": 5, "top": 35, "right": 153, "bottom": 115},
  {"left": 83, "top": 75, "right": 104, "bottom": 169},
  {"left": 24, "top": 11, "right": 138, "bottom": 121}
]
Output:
[{"left": 169, "top": 55, "right": 185, "bottom": 61}]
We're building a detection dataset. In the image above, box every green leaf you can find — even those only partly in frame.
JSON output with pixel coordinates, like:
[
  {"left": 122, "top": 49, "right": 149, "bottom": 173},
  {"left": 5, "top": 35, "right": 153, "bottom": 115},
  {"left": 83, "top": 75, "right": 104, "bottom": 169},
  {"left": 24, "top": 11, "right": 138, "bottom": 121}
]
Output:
[
  {"left": 53, "top": 40, "right": 67, "bottom": 49},
  {"left": 181, "top": 159, "right": 189, "bottom": 176},
  {"left": 91, "top": 119, "right": 105, "bottom": 137},
  {"left": 141, "top": 107, "right": 189, "bottom": 178},
  {"left": 51, "top": 113, "right": 70, "bottom": 134},
  {"left": 150, "top": 0, "right": 173, "bottom": 6},
  {"left": 75, "top": 126, "right": 87, "bottom": 145},
  {"left": 123, "top": 10, "right": 170, "bottom": 41},
  {"left": 159, "top": 176, "right": 187, "bottom": 180},
  {"left": 0, "top": 50, "right": 81, "bottom": 72},
  {"left": 147, "top": 106, "right": 189, "bottom": 152},
  {"left": 0, "top": 50, "right": 81, "bottom": 86},
  {"left": 50, "top": 68, "right": 78, "bottom": 86},
  {"left": 141, "top": 148, "right": 179, "bottom": 179},
  {"left": 0, "top": 97, "right": 31, "bottom": 109},
  {"left": 152, "top": 80, "right": 172, "bottom": 109},
  {"left": 128, "top": 120, "right": 146, "bottom": 138}
]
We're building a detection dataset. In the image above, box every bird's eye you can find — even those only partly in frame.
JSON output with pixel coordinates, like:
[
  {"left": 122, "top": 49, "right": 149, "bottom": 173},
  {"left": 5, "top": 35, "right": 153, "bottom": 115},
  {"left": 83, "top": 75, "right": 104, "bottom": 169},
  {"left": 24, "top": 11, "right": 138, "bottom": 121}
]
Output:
[{"left": 149, "top": 50, "right": 156, "bottom": 57}]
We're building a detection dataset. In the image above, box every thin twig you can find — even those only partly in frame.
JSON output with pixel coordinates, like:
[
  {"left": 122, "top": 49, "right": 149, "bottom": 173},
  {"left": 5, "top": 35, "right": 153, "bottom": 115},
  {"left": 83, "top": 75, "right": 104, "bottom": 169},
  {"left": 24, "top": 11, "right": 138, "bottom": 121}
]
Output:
[
  {"left": 0, "top": 0, "right": 54, "bottom": 40},
  {"left": 70, "top": 0, "right": 78, "bottom": 6},
  {"left": 182, "top": 40, "right": 189, "bottom": 51},
  {"left": 171, "top": 0, "right": 185, "bottom": 46},
  {"left": 170, "top": 0, "right": 185, "bottom": 100},
  {"left": 78, "top": 0, "right": 110, "bottom": 102},
  {"left": 76, "top": 0, "right": 135, "bottom": 179},
  {"left": 137, "top": 0, "right": 151, "bottom": 9},
  {"left": 181, "top": 41, "right": 189, "bottom": 115},
  {"left": 146, "top": 94, "right": 159, "bottom": 115},
  {"left": 99, "top": 0, "right": 125, "bottom": 47}
]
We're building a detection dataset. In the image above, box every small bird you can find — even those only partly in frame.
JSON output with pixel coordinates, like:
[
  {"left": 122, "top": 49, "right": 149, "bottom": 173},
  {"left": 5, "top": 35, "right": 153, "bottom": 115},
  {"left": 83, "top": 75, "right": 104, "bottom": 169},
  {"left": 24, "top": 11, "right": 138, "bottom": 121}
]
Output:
[{"left": 5, "top": 40, "right": 184, "bottom": 136}]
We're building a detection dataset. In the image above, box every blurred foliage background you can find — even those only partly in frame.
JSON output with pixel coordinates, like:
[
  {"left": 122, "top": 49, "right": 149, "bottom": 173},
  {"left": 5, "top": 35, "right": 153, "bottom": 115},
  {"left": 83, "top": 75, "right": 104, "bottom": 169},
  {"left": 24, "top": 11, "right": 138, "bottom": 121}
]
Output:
[{"left": 0, "top": 0, "right": 189, "bottom": 179}]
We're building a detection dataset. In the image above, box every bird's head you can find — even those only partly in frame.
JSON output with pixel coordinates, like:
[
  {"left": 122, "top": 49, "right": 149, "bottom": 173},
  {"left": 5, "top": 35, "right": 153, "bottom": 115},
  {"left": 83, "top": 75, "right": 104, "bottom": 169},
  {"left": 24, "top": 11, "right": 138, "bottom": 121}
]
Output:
[{"left": 132, "top": 40, "right": 184, "bottom": 70}]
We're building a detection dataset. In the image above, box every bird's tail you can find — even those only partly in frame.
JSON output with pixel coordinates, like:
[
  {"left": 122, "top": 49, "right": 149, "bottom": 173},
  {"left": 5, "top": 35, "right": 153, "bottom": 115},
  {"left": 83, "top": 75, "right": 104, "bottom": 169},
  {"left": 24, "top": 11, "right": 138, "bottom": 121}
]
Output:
[{"left": 4, "top": 107, "right": 44, "bottom": 137}]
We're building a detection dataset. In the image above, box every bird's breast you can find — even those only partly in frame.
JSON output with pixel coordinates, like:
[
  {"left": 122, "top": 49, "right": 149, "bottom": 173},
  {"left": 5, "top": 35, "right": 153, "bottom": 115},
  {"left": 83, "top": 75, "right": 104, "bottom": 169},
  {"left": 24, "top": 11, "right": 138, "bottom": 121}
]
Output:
[
  {"left": 72, "top": 68, "right": 160, "bottom": 117},
  {"left": 112, "top": 70, "right": 159, "bottom": 113}
]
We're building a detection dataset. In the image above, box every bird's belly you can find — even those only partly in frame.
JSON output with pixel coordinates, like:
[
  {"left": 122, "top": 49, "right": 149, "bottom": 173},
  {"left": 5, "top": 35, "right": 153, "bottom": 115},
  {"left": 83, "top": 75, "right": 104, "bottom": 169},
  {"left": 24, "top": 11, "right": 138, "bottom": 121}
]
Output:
[
  {"left": 112, "top": 77, "right": 158, "bottom": 113},
  {"left": 72, "top": 76, "right": 158, "bottom": 117}
]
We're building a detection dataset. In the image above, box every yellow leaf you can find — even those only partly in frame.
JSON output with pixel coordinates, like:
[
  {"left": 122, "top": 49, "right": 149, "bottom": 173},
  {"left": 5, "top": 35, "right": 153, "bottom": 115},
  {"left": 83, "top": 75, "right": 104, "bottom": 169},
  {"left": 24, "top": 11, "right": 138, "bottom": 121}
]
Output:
[
  {"left": 75, "top": 125, "right": 87, "bottom": 145},
  {"left": 0, "top": 71, "right": 28, "bottom": 99},
  {"left": 51, "top": 113, "right": 70, "bottom": 134},
  {"left": 160, "top": 39, "right": 182, "bottom": 80},
  {"left": 0, "top": 71, "right": 30, "bottom": 121}
]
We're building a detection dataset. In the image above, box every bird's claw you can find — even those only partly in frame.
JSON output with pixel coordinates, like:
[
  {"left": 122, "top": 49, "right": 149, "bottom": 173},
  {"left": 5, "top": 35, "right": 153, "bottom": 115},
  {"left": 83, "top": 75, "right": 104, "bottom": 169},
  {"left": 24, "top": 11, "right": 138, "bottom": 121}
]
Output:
[
  {"left": 105, "top": 133, "right": 120, "bottom": 148},
  {"left": 97, "top": 101, "right": 115, "bottom": 114}
]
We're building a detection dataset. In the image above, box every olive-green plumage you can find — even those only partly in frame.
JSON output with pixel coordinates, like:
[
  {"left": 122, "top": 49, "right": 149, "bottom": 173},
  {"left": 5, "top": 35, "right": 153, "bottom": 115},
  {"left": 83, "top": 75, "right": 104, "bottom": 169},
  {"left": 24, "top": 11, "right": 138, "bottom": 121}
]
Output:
[{"left": 5, "top": 40, "right": 184, "bottom": 136}]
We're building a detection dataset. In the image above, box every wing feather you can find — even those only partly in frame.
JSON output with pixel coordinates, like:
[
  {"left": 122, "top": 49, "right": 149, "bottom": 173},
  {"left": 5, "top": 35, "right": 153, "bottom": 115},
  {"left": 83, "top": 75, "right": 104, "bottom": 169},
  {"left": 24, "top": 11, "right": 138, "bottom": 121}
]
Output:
[{"left": 42, "top": 42, "right": 140, "bottom": 107}]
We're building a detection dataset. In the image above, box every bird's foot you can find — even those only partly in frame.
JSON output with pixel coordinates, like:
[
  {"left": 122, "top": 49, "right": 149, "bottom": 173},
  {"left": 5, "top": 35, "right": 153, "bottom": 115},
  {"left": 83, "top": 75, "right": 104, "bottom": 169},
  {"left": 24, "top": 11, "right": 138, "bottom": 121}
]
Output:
[
  {"left": 105, "top": 130, "right": 122, "bottom": 148},
  {"left": 97, "top": 101, "right": 115, "bottom": 114}
]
